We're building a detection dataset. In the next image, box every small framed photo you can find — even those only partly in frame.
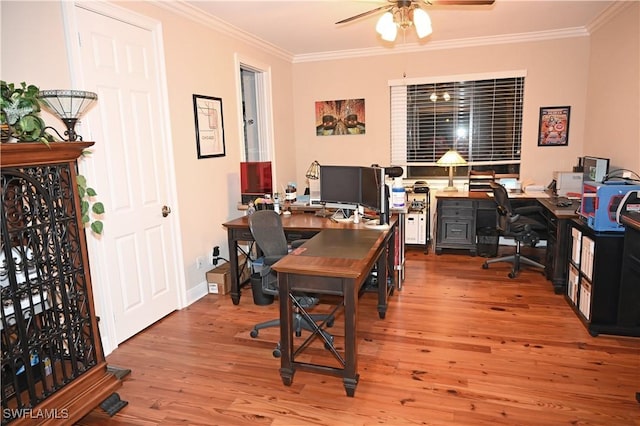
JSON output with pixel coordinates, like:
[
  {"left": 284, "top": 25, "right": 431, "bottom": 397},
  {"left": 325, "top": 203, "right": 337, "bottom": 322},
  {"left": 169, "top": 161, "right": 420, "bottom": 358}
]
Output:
[
  {"left": 538, "top": 106, "right": 570, "bottom": 146},
  {"left": 193, "top": 94, "right": 226, "bottom": 158}
]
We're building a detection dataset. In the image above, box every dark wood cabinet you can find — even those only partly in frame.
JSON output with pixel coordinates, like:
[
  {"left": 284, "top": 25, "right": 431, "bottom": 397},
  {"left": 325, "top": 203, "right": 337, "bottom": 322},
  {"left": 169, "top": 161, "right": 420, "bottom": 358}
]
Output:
[
  {"left": 618, "top": 212, "right": 640, "bottom": 331},
  {"left": 435, "top": 197, "right": 477, "bottom": 255},
  {"left": 1, "top": 142, "right": 121, "bottom": 425},
  {"left": 565, "top": 218, "right": 631, "bottom": 337}
]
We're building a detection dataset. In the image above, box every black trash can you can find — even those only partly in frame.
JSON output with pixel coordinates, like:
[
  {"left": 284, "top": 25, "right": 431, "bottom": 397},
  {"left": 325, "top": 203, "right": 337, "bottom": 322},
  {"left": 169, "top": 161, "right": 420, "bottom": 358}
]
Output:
[
  {"left": 251, "top": 273, "right": 274, "bottom": 305},
  {"left": 477, "top": 227, "right": 499, "bottom": 258}
]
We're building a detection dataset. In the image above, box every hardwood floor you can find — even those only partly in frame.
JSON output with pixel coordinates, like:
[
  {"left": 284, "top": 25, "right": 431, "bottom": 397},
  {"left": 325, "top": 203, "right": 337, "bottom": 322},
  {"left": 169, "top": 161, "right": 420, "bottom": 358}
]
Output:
[{"left": 78, "top": 247, "right": 640, "bottom": 425}]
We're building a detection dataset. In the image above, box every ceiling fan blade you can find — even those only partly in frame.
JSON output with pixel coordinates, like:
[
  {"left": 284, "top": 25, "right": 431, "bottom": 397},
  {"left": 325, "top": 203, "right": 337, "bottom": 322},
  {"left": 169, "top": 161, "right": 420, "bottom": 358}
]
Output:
[{"left": 335, "top": 5, "right": 393, "bottom": 25}]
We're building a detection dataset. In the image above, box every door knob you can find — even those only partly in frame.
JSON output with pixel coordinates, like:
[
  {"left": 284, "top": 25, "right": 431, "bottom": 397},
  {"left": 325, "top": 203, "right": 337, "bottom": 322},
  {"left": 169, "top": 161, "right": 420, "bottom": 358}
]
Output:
[{"left": 162, "top": 205, "right": 171, "bottom": 217}]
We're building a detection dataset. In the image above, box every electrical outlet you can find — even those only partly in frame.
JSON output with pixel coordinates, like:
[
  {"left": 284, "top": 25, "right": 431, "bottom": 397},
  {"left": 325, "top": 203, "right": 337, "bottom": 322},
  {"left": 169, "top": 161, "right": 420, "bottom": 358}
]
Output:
[{"left": 196, "top": 256, "right": 205, "bottom": 269}]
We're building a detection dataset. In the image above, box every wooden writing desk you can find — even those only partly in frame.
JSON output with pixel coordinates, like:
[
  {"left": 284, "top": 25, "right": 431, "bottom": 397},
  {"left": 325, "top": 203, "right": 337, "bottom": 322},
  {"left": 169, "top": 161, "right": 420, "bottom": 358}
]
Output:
[
  {"left": 435, "top": 191, "right": 579, "bottom": 293},
  {"left": 222, "top": 213, "right": 398, "bottom": 318},
  {"left": 273, "top": 227, "right": 394, "bottom": 397}
]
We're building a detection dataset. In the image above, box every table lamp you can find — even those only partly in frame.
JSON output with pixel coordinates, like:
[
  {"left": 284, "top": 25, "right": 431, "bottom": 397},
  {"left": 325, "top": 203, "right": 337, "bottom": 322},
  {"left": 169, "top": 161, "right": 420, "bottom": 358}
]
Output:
[
  {"left": 437, "top": 149, "right": 467, "bottom": 192},
  {"left": 305, "top": 160, "right": 330, "bottom": 217},
  {"left": 38, "top": 90, "right": 98, "bottom": 141},
  {"left": 305, "top": 160, "right": 320, "bottom": 180}
]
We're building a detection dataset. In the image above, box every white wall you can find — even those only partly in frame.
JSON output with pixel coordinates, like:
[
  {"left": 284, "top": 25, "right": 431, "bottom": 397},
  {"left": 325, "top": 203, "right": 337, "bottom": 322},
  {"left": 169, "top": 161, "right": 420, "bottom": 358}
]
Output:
[{"left": 585, "top": 1, "right": 640, "bottom": 173}]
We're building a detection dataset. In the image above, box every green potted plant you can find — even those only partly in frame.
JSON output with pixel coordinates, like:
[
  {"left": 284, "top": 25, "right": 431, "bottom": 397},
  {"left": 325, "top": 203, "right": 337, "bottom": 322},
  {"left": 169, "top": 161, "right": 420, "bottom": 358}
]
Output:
[{"left": 0, "top": 81, "right": 50, "bottom": 143}]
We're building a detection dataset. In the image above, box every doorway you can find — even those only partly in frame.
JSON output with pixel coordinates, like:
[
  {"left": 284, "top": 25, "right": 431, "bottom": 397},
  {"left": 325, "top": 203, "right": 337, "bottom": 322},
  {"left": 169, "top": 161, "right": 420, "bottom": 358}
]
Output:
[
  {"left": 236, "top": 58, "right": 275, "bottom": 168},
  {"left": 64, "top": 2, "right": 185, "bottom": 354}
]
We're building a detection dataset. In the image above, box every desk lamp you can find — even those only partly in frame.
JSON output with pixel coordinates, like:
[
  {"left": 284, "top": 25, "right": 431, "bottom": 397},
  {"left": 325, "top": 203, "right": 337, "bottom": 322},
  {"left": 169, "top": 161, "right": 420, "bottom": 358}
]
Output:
[
  {"left": 437, "top": 149, "right": 467, "bottom": 192},
  {"left": 38, "top": 90, "right": 98, "bottom": 141},
  {"left": 305, "top": 160, "right": 320, "bottom": 180},
  {"left": 305, "top": 160, "right": 331, "bottom": 217}
]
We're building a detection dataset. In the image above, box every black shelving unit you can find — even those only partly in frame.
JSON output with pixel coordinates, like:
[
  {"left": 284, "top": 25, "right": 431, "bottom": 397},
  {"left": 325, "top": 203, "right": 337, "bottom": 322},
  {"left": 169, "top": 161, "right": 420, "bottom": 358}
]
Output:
[{"left": 566, "top": 218, "right": 631, "bottom": 337}]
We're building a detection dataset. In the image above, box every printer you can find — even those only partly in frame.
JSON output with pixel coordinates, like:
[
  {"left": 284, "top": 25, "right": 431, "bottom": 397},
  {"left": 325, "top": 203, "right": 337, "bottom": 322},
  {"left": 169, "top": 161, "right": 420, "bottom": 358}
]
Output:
[{"left": 552, "top": 171, "right": 583, "bottom": 197}]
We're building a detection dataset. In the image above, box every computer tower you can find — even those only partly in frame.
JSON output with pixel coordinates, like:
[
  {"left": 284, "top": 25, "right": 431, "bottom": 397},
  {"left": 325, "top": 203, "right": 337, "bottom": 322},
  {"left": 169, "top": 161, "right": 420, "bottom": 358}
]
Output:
[{"left": 405, "top": 190, "right": 429, "bottom": 248}]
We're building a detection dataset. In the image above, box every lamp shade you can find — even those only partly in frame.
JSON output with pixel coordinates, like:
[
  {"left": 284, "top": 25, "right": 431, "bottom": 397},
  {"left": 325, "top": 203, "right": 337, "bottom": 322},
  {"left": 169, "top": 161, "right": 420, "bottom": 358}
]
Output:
[
  {"left": 305, "top": 160, "right": 320, "bottom": 180},
  {"left": 38, "top": 90, "right": 98, "bottom": 141},
  {"left": 412, "top": 8, "right": 432, "bottom": 38},
  {"left": 376, "top": 12, "right": 397, "bottom": 41},
  {"left": 437, "top": 149, "right": 467, "bottom": 192},
  {"left": 437, "top": 149, "right": 467, "bottom": 166}
]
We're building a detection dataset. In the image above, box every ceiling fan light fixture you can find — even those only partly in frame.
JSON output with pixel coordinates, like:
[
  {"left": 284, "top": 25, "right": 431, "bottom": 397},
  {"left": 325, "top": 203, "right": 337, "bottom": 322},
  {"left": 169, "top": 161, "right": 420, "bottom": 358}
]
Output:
[
  {"left": 376, "top": 12, "right": 397, "bottom": 41},
  {"left": 412, "top": 7, "right": 432, "bottom": 38}
]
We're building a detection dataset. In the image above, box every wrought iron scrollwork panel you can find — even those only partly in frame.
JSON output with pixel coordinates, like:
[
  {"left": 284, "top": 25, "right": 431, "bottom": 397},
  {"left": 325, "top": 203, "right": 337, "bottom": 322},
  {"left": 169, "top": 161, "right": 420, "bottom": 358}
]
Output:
[{"left": 1, "top": 163, "right": 97, "bottom": 423}]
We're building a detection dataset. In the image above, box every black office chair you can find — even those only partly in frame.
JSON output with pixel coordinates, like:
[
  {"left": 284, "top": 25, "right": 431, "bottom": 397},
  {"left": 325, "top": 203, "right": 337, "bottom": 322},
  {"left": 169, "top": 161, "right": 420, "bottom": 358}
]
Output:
[
  {"left": 482, "top": 182, "right": 546, "bottom": 278},
  {"left": 247, "top": 210, "right": 334, "bottom": 357}
]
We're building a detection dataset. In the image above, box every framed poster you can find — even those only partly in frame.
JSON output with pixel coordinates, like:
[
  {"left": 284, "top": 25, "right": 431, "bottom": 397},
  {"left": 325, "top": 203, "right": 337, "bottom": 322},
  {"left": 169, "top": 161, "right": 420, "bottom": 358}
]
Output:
[
  {"left": 538, "top": 106, "right": 570, "bottom": 146},
  {"left": 315, "top": 98, "right": 365, "bottom": 136},
  {"left": 193, "top": 94, "right": 226, "bottom": 158}
]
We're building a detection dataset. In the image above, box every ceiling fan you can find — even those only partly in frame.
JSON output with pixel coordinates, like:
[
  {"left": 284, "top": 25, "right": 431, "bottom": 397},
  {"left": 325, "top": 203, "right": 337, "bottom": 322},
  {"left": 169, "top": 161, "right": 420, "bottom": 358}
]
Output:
[{"left": 336, "top": 0, "right": 495, "bottom": 42}]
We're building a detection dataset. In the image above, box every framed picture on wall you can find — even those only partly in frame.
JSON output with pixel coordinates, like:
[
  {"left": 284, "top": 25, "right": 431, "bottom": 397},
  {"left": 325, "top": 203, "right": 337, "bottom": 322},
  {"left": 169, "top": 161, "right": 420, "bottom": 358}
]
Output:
[
  {"left": 193, "top": 94, "right": 226, "bottom": 158},
  {"left": 538, "top": 106, "right": 570, "bottom": 147},
  {"left": 315, "top": 98, "right": 365, "bottom": 136}
]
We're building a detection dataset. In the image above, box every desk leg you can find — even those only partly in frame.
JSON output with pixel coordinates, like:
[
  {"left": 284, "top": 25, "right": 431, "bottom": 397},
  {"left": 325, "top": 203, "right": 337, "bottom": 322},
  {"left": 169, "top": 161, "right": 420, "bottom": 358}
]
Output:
[
  {"left": 377, "top": 252, "right": 388, "bottom": 319},
  {"left": 377, "top": 228, "right": 394, "bottom": 319},
  {"left": 278, "top": 274, "right": 295, "bottom": 386},
  {"left": 343, "top": 277, "right": 359, "bottom": 397},
  {"left": 227, "top": 234, "right": 241, "bottom": 305}
]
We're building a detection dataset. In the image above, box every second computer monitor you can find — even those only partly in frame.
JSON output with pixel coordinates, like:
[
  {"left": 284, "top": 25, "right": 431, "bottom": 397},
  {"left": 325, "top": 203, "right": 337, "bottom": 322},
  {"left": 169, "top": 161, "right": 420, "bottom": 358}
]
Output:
[{"left": 319, "top": 165, "right": 360, "bottom": 210}]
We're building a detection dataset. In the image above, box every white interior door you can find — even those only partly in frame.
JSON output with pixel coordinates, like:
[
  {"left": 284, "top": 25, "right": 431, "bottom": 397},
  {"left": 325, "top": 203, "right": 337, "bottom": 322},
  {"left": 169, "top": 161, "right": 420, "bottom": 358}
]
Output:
[{"left": 70, "top": 3, "right": 183, "bottom": 348}]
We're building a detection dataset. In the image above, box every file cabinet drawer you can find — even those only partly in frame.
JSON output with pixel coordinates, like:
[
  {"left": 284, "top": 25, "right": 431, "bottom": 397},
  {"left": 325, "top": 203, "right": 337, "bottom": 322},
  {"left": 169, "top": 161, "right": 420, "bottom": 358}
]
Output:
[{"left": 441, "top": 208, "right": 474, "bottom": 218}]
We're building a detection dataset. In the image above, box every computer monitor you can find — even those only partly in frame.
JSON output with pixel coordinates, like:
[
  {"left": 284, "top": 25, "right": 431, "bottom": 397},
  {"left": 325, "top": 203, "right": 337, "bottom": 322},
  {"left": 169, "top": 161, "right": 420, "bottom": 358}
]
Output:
[
  {"left": 319, "top": 165, "right": 360, "bottom": 211},
  {"left": 582, "top": 156, "right": 609, "bottom": 183},
  {"left": 360, "top": 166, "right": 390, "bottom": 224},
  {"left": 240, "top": 161, "right": 272, "bottom": 204}
]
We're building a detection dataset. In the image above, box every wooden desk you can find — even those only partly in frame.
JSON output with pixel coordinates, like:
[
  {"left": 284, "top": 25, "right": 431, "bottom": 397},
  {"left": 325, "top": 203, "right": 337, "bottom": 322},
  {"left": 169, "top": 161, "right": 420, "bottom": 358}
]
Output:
[
  {"left": 434, "top": 191, "right": 579, "bottom": 293},
  {"left": 222, "top": 214, "right": 398, "bottom": 319},
  {"left": 537, "top": 197, "right": 581, "bottom": 293},
  {"left": 272, "top": 227, "right": 394, "bottom": 397}
]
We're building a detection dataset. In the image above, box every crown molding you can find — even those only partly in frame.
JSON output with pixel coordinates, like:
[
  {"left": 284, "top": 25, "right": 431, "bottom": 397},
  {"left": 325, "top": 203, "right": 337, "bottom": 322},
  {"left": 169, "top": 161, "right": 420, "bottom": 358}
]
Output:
[
  {"left": 587, "top": 1, "right": 635, "bottom": 34},
  {"left": 155, "top": 1, "right": 294, "bottom": 63},
  {"left": 293, "top": 28, "right": 590, "bottom": 63},
  {"left": 157, "top": 1, "right": 595, "bottom": 65}
]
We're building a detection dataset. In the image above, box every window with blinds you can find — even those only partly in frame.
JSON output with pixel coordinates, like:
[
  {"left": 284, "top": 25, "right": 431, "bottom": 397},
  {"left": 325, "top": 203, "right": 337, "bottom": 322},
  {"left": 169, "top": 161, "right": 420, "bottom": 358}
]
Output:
[{"left": 390, "top": 74, "right": 525, "bottom": 178}]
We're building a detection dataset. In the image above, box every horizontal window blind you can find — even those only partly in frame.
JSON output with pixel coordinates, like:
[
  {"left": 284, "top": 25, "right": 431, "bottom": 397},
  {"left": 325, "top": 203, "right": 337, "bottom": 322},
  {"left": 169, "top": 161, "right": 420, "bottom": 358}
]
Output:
[{"left": 391, "top": 75, "right": 525, "bottom": 168}]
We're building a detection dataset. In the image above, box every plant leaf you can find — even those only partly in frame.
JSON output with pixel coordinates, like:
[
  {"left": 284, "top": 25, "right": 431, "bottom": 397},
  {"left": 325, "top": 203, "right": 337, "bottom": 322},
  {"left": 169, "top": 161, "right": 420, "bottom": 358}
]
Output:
[
  {"left": 81, "top": 199, "right": 89, "bottom": 215},
  {"left": 76, "top": 174, "right": 87, "bottom": 187},
  {"left": 92, "top": 202, "right": 105, "bottom": 215},
  {"left": 91, "top": 221, "right": 104, "bottom": 235}
]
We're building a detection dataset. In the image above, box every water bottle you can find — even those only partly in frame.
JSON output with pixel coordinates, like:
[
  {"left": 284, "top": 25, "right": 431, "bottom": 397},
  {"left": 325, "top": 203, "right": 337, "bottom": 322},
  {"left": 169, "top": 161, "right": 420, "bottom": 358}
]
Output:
[
  {"left": 273, "top": 193, "right": 281, "bottom": 214},
  {"left": 392, "top": 178, "right": 405, "bottom": 208}
]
